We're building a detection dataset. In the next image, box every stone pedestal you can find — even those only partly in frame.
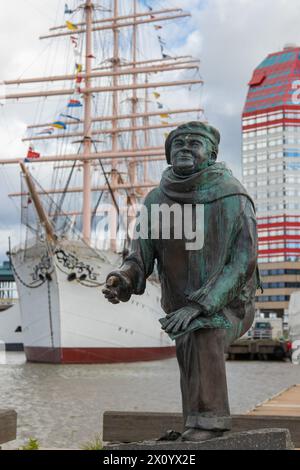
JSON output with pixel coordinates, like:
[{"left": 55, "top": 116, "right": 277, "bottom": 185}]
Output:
[
  {"left": 104, "top": 429, "right": 294, "bottom": 451},
  {"left": 0, "top": 410, "right": 17, "bottom": 446}
]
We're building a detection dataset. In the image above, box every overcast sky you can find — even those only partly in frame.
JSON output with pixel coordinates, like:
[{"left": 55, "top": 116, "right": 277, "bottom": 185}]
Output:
[{"left": 0, "top": 0, "right": 300, "bottom": 260}]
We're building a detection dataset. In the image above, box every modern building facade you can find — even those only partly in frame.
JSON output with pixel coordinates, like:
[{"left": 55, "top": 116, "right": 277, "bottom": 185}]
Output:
[
  {"left": 242, "top": 45, "right": 300, "bottom": 318},
  {"left": 0, "top": 261, "right": 17, "bottom": 310}
]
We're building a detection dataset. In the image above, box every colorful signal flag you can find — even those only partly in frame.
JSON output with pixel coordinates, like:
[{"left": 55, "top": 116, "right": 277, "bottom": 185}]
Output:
[
  {"left": 26, "top": 147, "right": 40, "bottom": 160},
  {"left": 65, "top": 4, "right": 74, "bottom": 14},
  {"left": 52, "top": 121, "right": 67, "bottom": 130},
  {"left": 67, "top": 99, "right": 83, "bottom": 108},
  {"left": 66, "top": 21, "right": 78, "bottom": 31}
]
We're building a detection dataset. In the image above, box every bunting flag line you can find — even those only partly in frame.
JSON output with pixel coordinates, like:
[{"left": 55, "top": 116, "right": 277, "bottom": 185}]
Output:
[
  {"left": 26, "top": 146, "right": 40, "bottom": 160},
  {"left": 66, "top": 21, "right": 78, "bottom": 31},
  {"left": 69, "top": 29, "right": 84, "bottom": 94},
  {"left": 157, "top": 35, "right": 172, "bottom": 59},
  {"left": 60, "top": 113, "right": 81, "bottom": 122},
  {"left": 154, "top": 25, "right": 162, "bottom": 30},
  {"left": 160, "top": 121, "right": 169, "bottom": 125},
  {"left": 157, "top": 102, "right": 164, "bottom": 109},
  {"left": 160, "top": 113, "right": 170, "bottom": 119},
  {"left": 32, "top": 20, "right": 85, "bottom": 142},
  {"left": 146, "top": 3, "right": 153, "bottom": 11},
  {"left": 153, "top": 92, "right": 160, "bottom": 99},
  {"left": 53, "top": 121, "right": 67, "bottom": 130},
  {"left": 68, "top": 99, "right": 83, "bottom": 108},
  {"left": 65, "top": 3, "right": 74, "bottom": 14}
]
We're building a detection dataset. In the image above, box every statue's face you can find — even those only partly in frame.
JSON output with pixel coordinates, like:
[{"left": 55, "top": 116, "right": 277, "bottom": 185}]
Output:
[{"left": 170, "top": 133, "right": 210, "bottom": 176}]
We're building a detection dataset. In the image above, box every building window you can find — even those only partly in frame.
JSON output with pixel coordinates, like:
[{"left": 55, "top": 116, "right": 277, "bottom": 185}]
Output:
[
  {"left": 257, "top": 166, "right": 267, "bottom": 174},
  {"left": 257, "top": 141, "right": 267, "bottom": 149},
  {"left": 257, "top": 191, "right": 268, "bottom": 198},
  {"left": 269, "top": 112, "right": 283, "bottom": 121}
]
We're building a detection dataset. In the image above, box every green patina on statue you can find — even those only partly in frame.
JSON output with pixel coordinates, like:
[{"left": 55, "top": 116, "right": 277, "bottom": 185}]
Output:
[{"left": 103, "top": 121, "right": 259, "bottom": 443}]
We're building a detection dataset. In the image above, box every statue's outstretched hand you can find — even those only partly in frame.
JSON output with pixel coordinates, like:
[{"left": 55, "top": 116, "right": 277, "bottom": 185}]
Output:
[
  {"left": 102, "top": 274, "right": 132, "bottom": 304},
  {"left": 161, "top": 305, "right": 201, "bottom": 334}
]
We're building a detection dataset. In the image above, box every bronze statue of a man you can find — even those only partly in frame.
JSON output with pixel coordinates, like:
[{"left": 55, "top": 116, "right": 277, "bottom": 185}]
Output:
[{"left": 103, "top": 121, "right": 259, "bottom": 442}]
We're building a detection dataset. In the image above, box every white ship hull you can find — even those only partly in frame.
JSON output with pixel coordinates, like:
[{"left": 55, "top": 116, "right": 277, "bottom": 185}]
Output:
[
  {"left": 0, "top": 302, "right": 24, "bottom": 351},
  {"left": 11, "top": 239, "right": 175, "bottom": 363}
]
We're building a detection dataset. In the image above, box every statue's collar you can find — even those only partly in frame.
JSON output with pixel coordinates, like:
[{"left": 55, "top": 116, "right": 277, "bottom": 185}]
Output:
[{"left": 160, "top": 162, "right": 231, "bottom": 203}]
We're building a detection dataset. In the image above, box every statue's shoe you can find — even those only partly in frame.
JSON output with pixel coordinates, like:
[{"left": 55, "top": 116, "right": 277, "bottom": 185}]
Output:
[{"left": 181, "top": 428, "right": 223, "bottom": 442}]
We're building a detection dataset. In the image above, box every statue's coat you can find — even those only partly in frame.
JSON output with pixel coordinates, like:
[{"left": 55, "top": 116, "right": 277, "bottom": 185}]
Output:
[{"left": 116, "top": 163, "right": 259, "bottom": 345}]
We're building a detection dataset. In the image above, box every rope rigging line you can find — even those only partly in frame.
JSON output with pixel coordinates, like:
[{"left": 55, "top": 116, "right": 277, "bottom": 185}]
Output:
[
  {"left": 23, "top": 164, "right": 107, "bottom": 264},
  {"left": 52, "top": 143, "right": 83, "bottom": 227},
  {"left": 92, "top": 140, "right": 120, "bottom": 217}
]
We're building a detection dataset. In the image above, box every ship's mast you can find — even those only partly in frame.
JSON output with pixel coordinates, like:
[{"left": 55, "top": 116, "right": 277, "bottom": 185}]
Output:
[
  {"left": 0, "top": 3, "right": 204, "bottom": 243},
  {"left": 143, "top": 75, "right": 150, "bottom": 183},
  {"left": 19, "top": 162, "right": 56, "bottom": 242},
  {"left": 110, "top": 0, "right": 120, "bottom": 252},
  {"left": 82, "top": 0, "right": 94, "bottom": 243},
  {"left": 112, "top": 0, "right": 120, "bottom": 162},
  {"left": 130, "top": 0, "right": 138, "bottom": 188}
]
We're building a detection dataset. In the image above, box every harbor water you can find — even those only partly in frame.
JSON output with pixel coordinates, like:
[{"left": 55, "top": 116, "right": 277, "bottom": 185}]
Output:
[{"left": 1, "top": 353, "right": 300, "bottom": 449}]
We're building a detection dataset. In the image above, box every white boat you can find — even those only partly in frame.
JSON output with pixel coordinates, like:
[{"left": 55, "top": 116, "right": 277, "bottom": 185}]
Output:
[
  {"left": 0, "top": 302, "right": 23, "bottom": 352},
  {"left": 0, "top": 262, "right": 23, "bottom": 351},
  {"left": 11, "top": 239, "right": 174, "bottom": 363},
  {"left": 1, "top": 0, "right": 203, "bottom": 363}
]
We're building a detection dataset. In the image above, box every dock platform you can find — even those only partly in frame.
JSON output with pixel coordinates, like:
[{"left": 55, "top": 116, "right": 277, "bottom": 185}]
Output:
[
  {"left": 103, "top": 385, "right": 300, "bottom": 447},
  {"left": 247, "top": 384, "right": 300, "bottom": 417}
]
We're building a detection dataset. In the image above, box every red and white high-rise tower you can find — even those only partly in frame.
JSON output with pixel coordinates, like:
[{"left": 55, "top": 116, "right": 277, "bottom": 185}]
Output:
[{"left": 242, "top": 45, "right": 300, "bottom": 319}]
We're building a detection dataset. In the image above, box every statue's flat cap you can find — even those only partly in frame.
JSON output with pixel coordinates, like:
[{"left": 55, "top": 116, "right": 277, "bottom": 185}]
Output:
[{"left": 165, "top": 121, "right": 221, "bottom": 164}]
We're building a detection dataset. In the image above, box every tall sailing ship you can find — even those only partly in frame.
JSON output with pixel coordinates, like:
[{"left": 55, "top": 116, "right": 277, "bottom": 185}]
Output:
[{"left": 0, "top": 0, "right": 203, "bottom": 363}]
